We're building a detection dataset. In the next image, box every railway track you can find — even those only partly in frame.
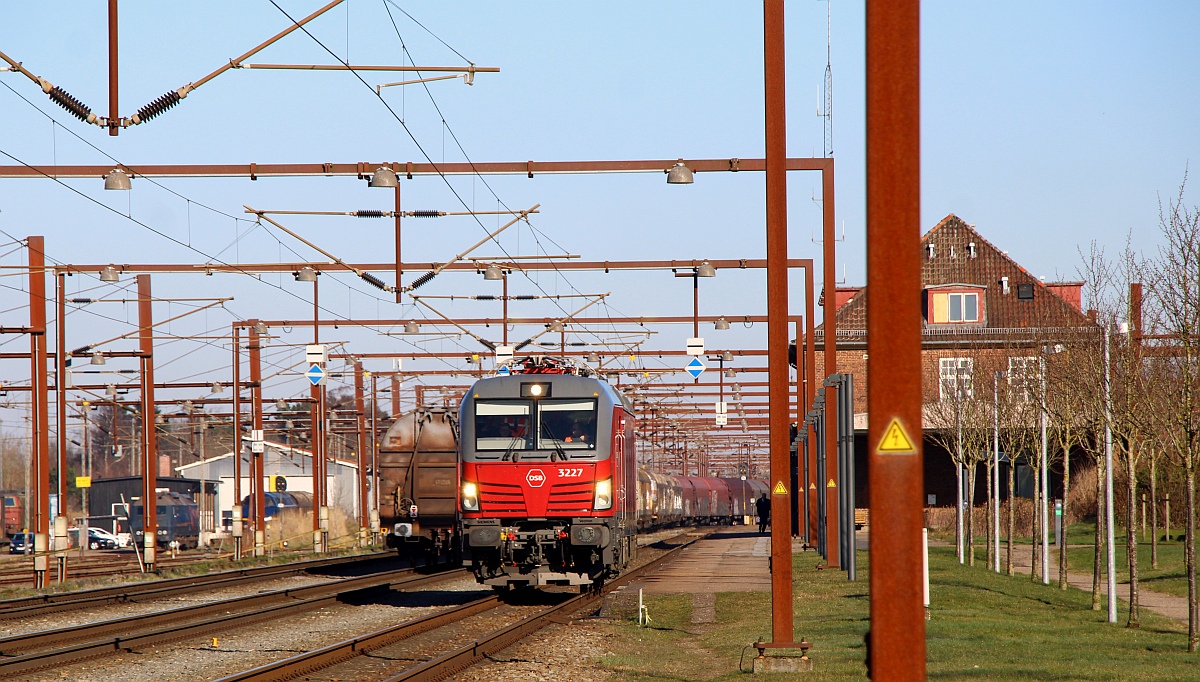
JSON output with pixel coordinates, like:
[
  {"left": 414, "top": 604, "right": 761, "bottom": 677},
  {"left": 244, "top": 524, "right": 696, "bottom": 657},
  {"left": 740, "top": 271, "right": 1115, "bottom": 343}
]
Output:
[
  {"left": 0, "top": 551, "right": 394, "bottom": 619},
  {"left": 0, "top": 563, "right": 466, "bottom": 676},
  {"left": 0, "top": 551, "right": 227, "bottom": 586},
  {"left": 214, "top": 530, "right": 704, "bottom": 682}
]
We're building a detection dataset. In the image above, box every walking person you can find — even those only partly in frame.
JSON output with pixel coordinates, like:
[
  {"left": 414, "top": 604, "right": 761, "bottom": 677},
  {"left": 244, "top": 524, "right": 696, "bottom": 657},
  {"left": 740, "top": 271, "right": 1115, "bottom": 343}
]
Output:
[{"left": 756, "top": 494, "right": 771, "bottom": 535}]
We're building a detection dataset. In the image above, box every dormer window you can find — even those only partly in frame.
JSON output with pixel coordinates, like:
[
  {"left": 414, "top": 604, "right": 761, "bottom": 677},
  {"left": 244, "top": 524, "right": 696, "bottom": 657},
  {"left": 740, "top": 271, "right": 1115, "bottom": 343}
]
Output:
[
  {"left": 925, "top": 285, "right": 986, "bottom": 325},
  {"left": 948, "top": 292, "right": 978, "bottom": 322}
]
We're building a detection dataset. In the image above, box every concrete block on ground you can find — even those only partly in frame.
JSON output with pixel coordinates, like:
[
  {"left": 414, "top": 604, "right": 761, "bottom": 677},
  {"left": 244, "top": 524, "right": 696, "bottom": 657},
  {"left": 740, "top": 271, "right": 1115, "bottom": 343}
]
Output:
[
  {"left": 691, "top": 592, "right": 716, "bottom": 623},
  {"left": 599, "top": 583, "right": 642, "bottom": 619},
  {"left": 752, "top": 655, "right": 813, "bottom": 673}
]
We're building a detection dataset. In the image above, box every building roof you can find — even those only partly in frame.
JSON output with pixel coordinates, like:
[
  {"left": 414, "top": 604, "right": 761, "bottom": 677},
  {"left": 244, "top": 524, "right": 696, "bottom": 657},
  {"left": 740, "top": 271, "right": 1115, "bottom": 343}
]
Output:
[
  {"left": 817, "top": 214, "right": 1095, "bottom": 344},
  {"left": 174, "top": 440, "right": 358, "bottom": 474}
]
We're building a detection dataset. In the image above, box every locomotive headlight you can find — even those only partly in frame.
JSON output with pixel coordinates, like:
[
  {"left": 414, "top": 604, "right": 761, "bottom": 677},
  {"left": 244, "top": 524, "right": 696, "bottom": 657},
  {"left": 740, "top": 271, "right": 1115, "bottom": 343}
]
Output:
[
  {"left": 461, "top": 481, "right": 479, "bottom": 511},
  {"left": 593, "top": 478, "right": 613, "bottom": 510}
]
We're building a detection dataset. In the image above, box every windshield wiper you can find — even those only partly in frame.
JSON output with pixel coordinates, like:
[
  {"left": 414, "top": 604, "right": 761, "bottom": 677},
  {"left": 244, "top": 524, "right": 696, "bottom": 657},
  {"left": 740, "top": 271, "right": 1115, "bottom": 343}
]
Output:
[
  {"left": 502, "top": 436, "right": 522, "bottom": 462},
  {"left": 539, "top": 421, "right": 567, "bottom": 462}
]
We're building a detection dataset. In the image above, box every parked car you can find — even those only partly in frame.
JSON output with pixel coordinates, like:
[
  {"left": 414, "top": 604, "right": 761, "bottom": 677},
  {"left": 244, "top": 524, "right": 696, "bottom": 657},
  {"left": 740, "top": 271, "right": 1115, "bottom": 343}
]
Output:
[
  {"left": 87, "top": 527, "right": 118, "bottom": 550},
  {"left": 8, "top": 532, "right": 31, "bottom": 554}
]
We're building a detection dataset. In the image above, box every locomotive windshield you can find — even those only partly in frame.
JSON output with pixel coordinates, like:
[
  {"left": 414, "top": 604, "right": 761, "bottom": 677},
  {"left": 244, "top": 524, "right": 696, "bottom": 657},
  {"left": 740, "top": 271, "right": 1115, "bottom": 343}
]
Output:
[
  {"left": 537, "top": 399, "right": 597, "bottom": 450},
  {"left": 474, "top": 400, "right": 533, "bottom": 451}
]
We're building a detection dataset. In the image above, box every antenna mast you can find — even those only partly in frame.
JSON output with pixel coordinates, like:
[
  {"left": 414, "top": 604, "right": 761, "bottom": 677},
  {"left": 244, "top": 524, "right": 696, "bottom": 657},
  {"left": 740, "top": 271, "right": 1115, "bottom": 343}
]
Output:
[{"left": 822, "top": 0, "right": 833, "bottom": 158}]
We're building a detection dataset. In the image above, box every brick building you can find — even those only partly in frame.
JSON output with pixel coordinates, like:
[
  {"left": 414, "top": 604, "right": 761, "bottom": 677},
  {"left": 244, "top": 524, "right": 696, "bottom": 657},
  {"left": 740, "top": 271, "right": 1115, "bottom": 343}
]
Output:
[{"left": 808, "top": 214, "right": 1097, "bottom": 505}]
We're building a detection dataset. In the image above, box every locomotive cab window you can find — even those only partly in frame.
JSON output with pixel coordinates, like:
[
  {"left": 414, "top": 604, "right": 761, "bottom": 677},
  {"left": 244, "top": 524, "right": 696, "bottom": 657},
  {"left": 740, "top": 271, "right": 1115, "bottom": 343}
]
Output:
[
  {"left": 538, "top": 399, "right": 597, "bottom": 450},
  {"left": 474, "top": 400, "right": 533, "bottom": 451}
]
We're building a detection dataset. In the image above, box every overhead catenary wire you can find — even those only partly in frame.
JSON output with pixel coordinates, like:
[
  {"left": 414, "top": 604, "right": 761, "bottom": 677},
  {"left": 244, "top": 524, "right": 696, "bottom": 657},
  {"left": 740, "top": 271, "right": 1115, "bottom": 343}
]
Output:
[
  {"left": 372, "top": 2, "right": 646, "bottom": 362},
  {"left": 0, "top": 148, "right": 470, "bottom": 378},
  {"left": 273, "top": 1, "right": 618, "bottom": 348}
]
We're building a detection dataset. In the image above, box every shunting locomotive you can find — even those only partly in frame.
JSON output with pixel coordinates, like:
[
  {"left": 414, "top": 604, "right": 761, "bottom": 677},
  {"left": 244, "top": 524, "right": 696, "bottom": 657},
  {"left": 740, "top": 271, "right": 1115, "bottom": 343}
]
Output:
[{"left": 460, "top": 356, "right": 637, "bottom": 589}]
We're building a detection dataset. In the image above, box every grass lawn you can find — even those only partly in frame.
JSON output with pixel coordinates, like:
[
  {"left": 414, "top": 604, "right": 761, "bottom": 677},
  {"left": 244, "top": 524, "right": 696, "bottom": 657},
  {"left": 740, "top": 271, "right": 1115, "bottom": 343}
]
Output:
[
  {"left": 951, "top": 521, "right": 1191, "bottom": 599},
  {"left": 1060, "top": 523, "right": 1191, "bottom": 599},
  {"left": 596, "top": 545, "right": 1195, "bottom": 680}
]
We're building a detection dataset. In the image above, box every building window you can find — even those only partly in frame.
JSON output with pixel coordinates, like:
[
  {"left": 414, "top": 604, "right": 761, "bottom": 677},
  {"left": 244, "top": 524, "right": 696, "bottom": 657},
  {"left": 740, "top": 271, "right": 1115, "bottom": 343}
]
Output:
[
  {"left": 948, "top": 293, "right": 979, "bottom": 322},
  {"left": 939, "top": 357, "right": 974, "bottom": 402},
  {"left": 928, "top": 289, "right": 984, "bottom": 324},
  {"left": 1008, "top": 356, "right": 1040, "bottom": 402}
]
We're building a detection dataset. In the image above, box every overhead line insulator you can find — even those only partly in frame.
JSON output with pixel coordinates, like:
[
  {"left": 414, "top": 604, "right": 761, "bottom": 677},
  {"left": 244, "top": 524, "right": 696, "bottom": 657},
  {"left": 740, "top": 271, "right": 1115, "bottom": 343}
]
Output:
[
  {"left": 359, "top": 272, "right": 388, "bottom": 291},
  {"left": 131, "top": 90, "right": 182, "bottom": 125},
  {"left": 408, "top": 271, "right": 437, "bottom": 291},
  {"left": 354, "top": 210, "right": 385, "bottom": 218},
  {"left": 47, "top": 86, "right": 96, "bottom": 123},
  {"left": 409, "top": 210, "right": 442, "bottom": 218}
]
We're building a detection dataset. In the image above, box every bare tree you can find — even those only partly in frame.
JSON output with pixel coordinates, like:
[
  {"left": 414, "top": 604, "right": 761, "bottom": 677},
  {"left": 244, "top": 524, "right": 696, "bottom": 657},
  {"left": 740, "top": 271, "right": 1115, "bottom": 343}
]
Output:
[
  {"left": 1145, "top": 175, "right": 1200, "bottom": 650},
  {"left": 1044, "top": 350, "right": 1090, "bottom": 591},
  {"left": 925, "top": 366, "right": 971, "bottom": 564}
]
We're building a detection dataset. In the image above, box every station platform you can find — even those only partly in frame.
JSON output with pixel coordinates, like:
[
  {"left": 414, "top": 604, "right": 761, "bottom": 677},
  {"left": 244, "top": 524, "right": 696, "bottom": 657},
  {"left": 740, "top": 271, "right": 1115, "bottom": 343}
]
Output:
[{"left": 638, "top": 528, "right": 778, "bottom": 594}]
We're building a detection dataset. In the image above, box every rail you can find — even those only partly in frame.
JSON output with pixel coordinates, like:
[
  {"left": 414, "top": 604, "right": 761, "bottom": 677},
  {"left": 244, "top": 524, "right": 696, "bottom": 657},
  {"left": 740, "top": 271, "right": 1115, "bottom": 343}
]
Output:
[
  {"left": 0, "top": 551, "right": 392, "bottom": 619},
  {"left": 216, "top": 530, "right": 704, "bottom": 682},
  {"left": 0, "top": 565, "right": 466, "bottom": 676}
]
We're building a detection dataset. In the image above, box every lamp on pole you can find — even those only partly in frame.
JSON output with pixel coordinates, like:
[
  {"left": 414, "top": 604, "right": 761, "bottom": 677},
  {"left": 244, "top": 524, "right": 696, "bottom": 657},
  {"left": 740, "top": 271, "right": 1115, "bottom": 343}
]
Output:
[
  {"left": 955, "top": 367, "right": 966, "bottom": 564},
  {"left": 1103, "top": 327, "right": 1117, "bottom": 623},
  {"left": 993, "top": 370, "right": 1006, "bottom": 574}
]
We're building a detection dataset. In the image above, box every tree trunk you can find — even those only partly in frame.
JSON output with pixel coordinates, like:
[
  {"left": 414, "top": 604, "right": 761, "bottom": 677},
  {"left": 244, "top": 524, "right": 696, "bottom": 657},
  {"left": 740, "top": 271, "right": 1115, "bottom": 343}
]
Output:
[
  {"left": 967, "top": 463, "right": 977, "bottom": 567},
  {"left": 1167, "top": 492, "right": 1172, "bottom": 546},
  {"left": 1060, "top": 447, "right": 1071, "bottom": 590},
  {"left": 1127, "top": 449, "right": 1140, "bottom": 628},
  {"left": 1007, "top": 462, "right": 1015, "bottom": 576},
  {"left": 1151, "top": 457, "right": 1159, "bottom": 569},
  {"left": 1094, "top": 466, "right": 1104, "bottom": 611},
  {"left": 1187, "top": 463, "right": 1197, "bottom": 652}
]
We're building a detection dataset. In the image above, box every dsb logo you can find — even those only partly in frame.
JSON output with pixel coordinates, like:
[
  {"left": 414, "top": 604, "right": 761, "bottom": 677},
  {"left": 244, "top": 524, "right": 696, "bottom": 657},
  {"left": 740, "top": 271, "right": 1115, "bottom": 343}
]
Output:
[{"left": 525, "top": 469, "right": 546, "bottom": 487}]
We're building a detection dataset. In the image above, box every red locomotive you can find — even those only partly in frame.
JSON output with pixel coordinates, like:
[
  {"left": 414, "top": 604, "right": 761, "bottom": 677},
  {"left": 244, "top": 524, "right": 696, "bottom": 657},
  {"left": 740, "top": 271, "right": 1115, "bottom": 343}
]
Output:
[
  {"left": 460, "top": 357, "right": 766, "bottom": 590},
  {"left": 460, "top": 357, "right": 637, "bottom": 589}
]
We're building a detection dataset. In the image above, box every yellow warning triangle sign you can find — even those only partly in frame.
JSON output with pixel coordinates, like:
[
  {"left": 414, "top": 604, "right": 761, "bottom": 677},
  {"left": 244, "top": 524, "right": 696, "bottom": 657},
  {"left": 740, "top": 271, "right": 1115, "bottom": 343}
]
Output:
[
  {"left": 809, "top": 482, "right": 817, "bottom": 490},
  {"left": 877, "top": 417, "right": 917, "bottom": 454},
  {"left": 772, "top": 481, "right": 788, "bottom": 495},
  {"left": 827, "top": 479, "right": 837, "bottom": 488}
]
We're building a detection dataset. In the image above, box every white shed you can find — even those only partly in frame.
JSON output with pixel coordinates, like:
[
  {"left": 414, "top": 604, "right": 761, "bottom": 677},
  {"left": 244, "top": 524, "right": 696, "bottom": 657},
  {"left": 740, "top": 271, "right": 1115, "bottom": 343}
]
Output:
[{"left": 175, "top": 440, "right": 360, "bottom": 527}]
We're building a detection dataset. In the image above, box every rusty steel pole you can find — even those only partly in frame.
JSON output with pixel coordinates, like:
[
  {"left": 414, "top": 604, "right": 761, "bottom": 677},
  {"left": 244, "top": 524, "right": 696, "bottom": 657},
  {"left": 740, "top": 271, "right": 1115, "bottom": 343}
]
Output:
[
  {"left": 231, "top": 325, "right": 242, "bottom": 535},
  {"left": 248, "top": 320, "right": 265, "bottom": 551},
  {"left": 107, "top": 0, "right": 119, "bottom": 136},
  {"left": 391, "top": 374, "right": 400, "bottom": 416},
  {"left": 400, "top": 182, "right": 410, "bottom": 300},
  {"left": 805, "top": 266, "right": 818, "bottom": 545},
  {"left": 28, "top": 237, "right": 51, "bottom": 549},
  {"left": 137, "top": 275, "right": 158, "bottom": 569},
  {"left": 310, "top": 279, "right": 325, "bottom": 549},
  {"left": 55, "top": 274, "right": 68, "bottom": 512},
  {"left": 792, "top": 315, "right": 802, "bottom": 536},
  {"left": 866, "top": 0, "right": 926, "bottom": 676},
  {"left": 822, "top": 160, "right": 840, "bottom": 568},
  {"left": 370, "top": 372, "right": 380, "bottom": 523},
  {"left": 354, "top": 360, "right": 369, "bottom": 532},
  {"left": 764, "top": 0, "right": 794, "bottom": 643}
]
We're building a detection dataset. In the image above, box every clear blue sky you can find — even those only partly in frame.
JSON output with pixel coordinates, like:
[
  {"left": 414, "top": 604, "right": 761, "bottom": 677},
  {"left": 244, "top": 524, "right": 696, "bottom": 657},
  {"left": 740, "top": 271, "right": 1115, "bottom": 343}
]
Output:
[{"left": 1, "top": 2, "right": 1197, "bottom": 414}]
